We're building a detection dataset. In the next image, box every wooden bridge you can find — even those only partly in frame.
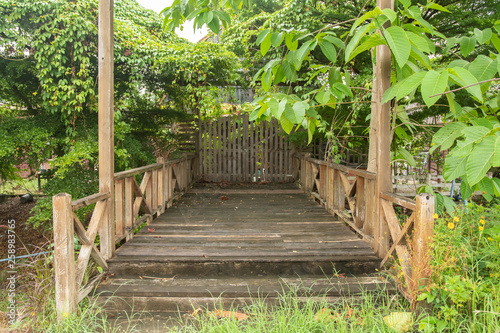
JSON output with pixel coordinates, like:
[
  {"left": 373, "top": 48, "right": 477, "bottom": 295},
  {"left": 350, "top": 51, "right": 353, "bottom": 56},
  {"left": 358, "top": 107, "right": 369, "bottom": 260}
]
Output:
[
  {"left": 52, "top": 0, "right": 434, "bottom": 320},
  {"left": 53, "top": 142, "right": 434, "bottom": 320}
]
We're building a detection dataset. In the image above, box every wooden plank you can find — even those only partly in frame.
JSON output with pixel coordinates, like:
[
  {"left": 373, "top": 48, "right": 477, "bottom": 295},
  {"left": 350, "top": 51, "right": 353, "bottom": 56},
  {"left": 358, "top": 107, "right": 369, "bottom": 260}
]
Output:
[
  {"left": 413, "top": 193, "right": 434, "bottom": 306},
  {"left": 269, "top": 121, "right": 275, "bottom": 182},
  {"left": 380, "top": 213, "right": 414, "bottom": 267},
  {"left": 145, "top": 171, "right": 153, "bottom": 211},
  {"left": 364, "top": 179, "right": 375, "bottom": 237},
  {"left": 86, "top": 200, "right": 107, "bottom": 242},
  {"left": 355, "top": 176, "right": 365, "bottom": 229},
  {"left": 152, "top": 168, "right": 158, "bottom": 212},
  {"left": 334, "top": 169, "right": 345, "bottom": 211},
  {"left": 203, "top": 119, "right": 208, "bottom": 179},
  {"left": 380, "top": 192, "right": 417, "bottom": 211},
  {"left": 217, "top": 117, "right": 222, "bottom": 181},
  {"left": 53, "top": 193, "right": 77, "bottom": 318},
  {"left": 114, "top": 179, "right": 124, "bottom": 237},
  {"left": 77, "top": 272, "right": 106, "bottom": 303},
  {"left": 124, "top": 177, "right": 134, "bottom": 240},
  {"left": 114, "top": 163, "right": 163, "bottom": 180},
  {"left": 98, "top": 0, "right": 115, "bottom": 261},
  {"left": 243, "top": 113, "right": 249, "bottom": 181},
  {"left": 236, "top": 115, "right": 241, "bottom": 181},
  {"left": 157, "top": 157, "right": 165, "bottom": 214},
  {"left": 72, "top": 192, "right": 111, "bottom": 211}
]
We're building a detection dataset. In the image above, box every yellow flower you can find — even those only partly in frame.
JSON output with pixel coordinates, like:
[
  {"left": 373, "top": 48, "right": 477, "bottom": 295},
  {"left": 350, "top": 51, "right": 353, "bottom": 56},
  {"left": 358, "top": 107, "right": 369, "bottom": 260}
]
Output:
[
  {"left": 33, "top": 92, "right": 37, "bottom": 96},
  {"left": 63, "top": 312, "right": 68, "bottom": 318},
  {"left": 433, "top": 213, "right": 439, "bottom": 219},
  {"left": 479, "top": 226, "right": 484, "bottom": 231},
  {"left": 431, "top": 142, "right": 436, "bottom": 146},
  {"left": 488, "top": 237, "right": 493, "bottom": 241},
  {"left": 481, "top": 216, "right": 485, "bottom": 219},
  {"left": 453, "top": 216, "right": 460, "bottom": 222},
  {"left": 448, "top": 222, "right": 455, "bottom": 230},
  {"left": 480, "top": 219, "right": 485, "bottom": 225}
]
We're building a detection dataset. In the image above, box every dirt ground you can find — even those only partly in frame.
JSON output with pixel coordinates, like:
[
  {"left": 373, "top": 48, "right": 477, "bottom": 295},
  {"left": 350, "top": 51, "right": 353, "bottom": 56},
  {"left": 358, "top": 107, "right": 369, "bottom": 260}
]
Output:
[{"left": 0, "top": 196, "right": 52, "bottom": 262}]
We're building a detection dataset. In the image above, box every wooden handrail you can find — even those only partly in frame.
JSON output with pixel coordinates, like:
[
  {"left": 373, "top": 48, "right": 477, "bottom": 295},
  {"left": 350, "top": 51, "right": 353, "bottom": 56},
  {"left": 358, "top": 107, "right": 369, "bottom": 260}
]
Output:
[
  {"left": 114, "top": 163, "right": 163, "bottom": 180},
  {"left": 71, "top": 192, "right": 110, "bottom": 210},
  {"left": 299, "top": 155, "right": 377, "bottom": 180},
  {"left": 380, "top": 192, "right": 417, "bottom": 211}
]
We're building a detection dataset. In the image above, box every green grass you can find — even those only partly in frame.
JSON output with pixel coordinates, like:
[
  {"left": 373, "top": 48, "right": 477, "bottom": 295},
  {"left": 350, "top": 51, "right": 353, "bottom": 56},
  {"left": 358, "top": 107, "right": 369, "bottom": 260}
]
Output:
[{"left": 0, "top": 177, "right": 42, "bottom": 195}]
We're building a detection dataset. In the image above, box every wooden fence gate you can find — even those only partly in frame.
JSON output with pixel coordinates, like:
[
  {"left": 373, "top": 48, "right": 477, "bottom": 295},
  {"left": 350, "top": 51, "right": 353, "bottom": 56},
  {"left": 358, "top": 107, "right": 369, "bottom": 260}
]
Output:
[{"left": 199, "top": 114, "right": 295, "bottom": 182}]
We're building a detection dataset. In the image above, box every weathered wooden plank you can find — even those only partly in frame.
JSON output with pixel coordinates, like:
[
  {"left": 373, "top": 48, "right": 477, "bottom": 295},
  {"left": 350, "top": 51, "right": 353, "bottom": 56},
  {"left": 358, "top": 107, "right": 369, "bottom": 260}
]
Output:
[
  {"left": 114, "top": 163, "right": 163, "bottom": 180},
  {"left": 380, "top": 213, "right": 414, "bottom": 267},
  {"left": 124, "top": 177, "right": 134, "bottom": 240},
  {"left": 114, "top": 179, "right": 124, "bottom": 237},
  {"left": 72, "top": 192, "right": 111, "bottom": 211},
  {"left": 243, "top": 113, "right": 249, "bottom": 182},
  {"left": 355, "top": 176, "right": 365, "bottom": 229},
  {"left": 53, "top": 193, "right": 77, "bottom": 318},
  {"left": 380, "top": 192, "right": 417, "bottom": 211}
]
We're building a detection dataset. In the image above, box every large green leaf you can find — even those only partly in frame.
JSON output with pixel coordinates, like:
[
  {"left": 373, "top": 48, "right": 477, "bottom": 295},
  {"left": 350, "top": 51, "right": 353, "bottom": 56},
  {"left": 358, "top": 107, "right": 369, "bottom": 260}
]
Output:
[
  {"left": 383, "top": 71, "right": 426, "bottom": 103},
  {"left": 466, "top": 135, "right": 496, "bottom": 185},
  {"left": 295, "top": 39, "right": 315, "bottom": 70},
  {"left": 474, "top": 28, "right": 492, "bottom": 44},
  {"left": 396, "top": 148, "right": 416, "bottom": 167},
  {"left": 347, "top": 33, "right": 385, "bottom": 61},
  {"left": 285, "top": 32, "right": 298, "bottom": 51},
  {"left": 285, "top": 101, "right": 307, "bottom": 123},
  {"left": 410, "top": 47, "right": 431, "bottom": 69},
  {"left": 443, "top": 155, "right": 467, "bottom": 180},
  {"left": 447, "top": 67, "right": 483, "bottom": 102},
  {"left": 271, "top": 32, "right": 284, "bottom": 47},
  {"left": 493, "top": 136, "right": 500, "bottom": 167},
  {"left": 430, "top": 122, "right": 466, "bottom": 153},
  {"left": 468, "top": 55, "right": 497, "bottom": 82},
  {"left": 383, "top": 26, "right": 411, "bottom": 68},
  {"left": 345, "top": 25, "right": 370, "bottom": 63},
  {"left": 319, "top": 40, "right": 337, "bottom": 63},
  {"left": 406, "top": 31, "right": 431, "bottom": 53},
  {"left": 453, "top": 126, "right": 491, "bottom": 157},
  {"left": 260, "top": 32, "right": 272, "bottom": 56},
  {"left": 350, "top": 7, "right": 383, "bottom": 35},
  {"left": 280, "top": 110, "right": 294, "bottom": 134},
  {"left": 256, "top": 29, "right": 270, "bottom": 45},
  {"left": 421, "top": 70, "right": 448, "bottom": 107},
  {"left": 460, "top": 36, "right": 476, "bottom": 57}
]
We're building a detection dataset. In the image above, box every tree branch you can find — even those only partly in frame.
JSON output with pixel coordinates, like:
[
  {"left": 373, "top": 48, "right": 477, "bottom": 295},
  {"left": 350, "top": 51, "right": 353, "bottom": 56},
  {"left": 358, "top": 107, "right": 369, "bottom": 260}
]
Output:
[{"left": 429, "top": 78, "right": 500, "bottom": 98}]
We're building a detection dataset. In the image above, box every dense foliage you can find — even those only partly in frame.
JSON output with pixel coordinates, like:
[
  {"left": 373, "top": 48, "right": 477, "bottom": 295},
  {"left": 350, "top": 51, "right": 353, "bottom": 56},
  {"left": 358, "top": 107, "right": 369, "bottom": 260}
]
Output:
[{"left": 0, "top": 0, "right": 240, "bottom": 227}]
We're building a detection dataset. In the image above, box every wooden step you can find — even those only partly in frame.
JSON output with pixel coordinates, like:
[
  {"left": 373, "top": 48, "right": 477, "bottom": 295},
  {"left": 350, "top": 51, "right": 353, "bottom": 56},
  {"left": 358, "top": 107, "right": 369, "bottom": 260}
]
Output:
[{"left": 95, "top": 275, "right": 395, "bottom": 314}]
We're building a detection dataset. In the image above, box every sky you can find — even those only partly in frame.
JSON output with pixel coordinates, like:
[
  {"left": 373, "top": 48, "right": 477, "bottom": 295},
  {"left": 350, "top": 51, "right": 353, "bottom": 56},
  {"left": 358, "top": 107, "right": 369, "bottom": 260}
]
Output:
[{"left": 136, "top": 0, "right": 208, "bottom": 42}]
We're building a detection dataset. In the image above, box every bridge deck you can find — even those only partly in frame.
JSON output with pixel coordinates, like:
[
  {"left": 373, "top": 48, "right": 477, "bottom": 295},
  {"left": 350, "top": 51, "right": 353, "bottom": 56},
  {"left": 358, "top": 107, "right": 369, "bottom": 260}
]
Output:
[{"left": 110, "top": 183, "right": 379, "bottom": 273}]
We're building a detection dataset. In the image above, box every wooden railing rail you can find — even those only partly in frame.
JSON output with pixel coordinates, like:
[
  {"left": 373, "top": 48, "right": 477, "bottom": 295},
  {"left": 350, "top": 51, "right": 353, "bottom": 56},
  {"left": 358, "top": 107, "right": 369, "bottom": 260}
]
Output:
[
  {"left": 294, "top": 153, "right": 435, "bottom": 307},
  {"left": 53, "top": 154, "right": 198, "bottom": 316},
  {"left": 379, "top": 192, "right": 434, "bottom": 306},
  {"left": 294, "top": 153, "right": 377, "bottom": 241}
]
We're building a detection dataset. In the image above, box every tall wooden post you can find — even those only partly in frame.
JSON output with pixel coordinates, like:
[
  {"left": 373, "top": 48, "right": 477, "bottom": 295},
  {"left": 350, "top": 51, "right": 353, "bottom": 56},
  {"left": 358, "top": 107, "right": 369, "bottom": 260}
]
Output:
[
  {"left": 413, "top": 193, "right": 434, "bottom": 308},
  {"left": 98, "top": 0, "right": 115, "bottom": 259},
  {"left": 53, "top": 193, "right": 76, "bottom": 318},
  {"left": 372, "top": 0, "right": 393, "bottom": 257}
]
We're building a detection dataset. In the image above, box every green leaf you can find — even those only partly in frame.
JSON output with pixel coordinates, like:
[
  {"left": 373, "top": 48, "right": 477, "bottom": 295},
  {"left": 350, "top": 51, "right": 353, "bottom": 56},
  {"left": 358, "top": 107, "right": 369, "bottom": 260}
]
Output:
[
  {"left": 467, "top": 135, "right": 496, "bottom": 185},
  {"left": 406, "top": 31, "right": 431, "bottom": 53},
  {"left": 280, "top": 110, "right": 294, "bottom": 134},
  {"left": 260, "top": 32, "right": 272, "bottom": 56},
  {"left": 382, "top": 8, "right": 397, "bottom": 22},
  {"left": 468, "top": 55, "right": 497, "bottom": 82},
  {"left": 430, "top": 122, "right": 466, "bottom": 152},
  {"left": 474, "top": 28, "right": 492, "bottom": 44},
  {"left": 447, "top": 67, "right": 483, "bottom": 102},
  {"left": 268, "top": 98, "right": 280, "bottom": 118},
  {"left": 383, "top": 71, "right": 426, "bottom": 103},
  {"left": 295, "top": 39, "right": 314, "bottom": 70},
  {"left": 207, "top": 13, "right": 220, "bottom": 33},
  {"left": 421, "top": 70, "right": 448, "bottom": 107},
  {"left": 347, "top": 33, "right": 385, "bottom": 61},
  {"left": 426, "top": 3, "right": 451, "bottom": 13},
  {"left": 271, "top": 32, "right": 284, "bottom": 47},
  {"left": 453, "top": 126, "right": 491, "bottom": 157},
  {"left": 382, "top": 26, "right": 411, "bottom": 68},
  {"left": 307, "top": 117, "right": 316, "bottom": 144},
  {"left": 323, "top": 35, "right": 345, "bottom": 50},
  {"left": 256, "top": 29, "right": 270, "bottom": 45},
  {"left": 410, "top": 47, "right": 431, "bottom": 69},
  {"left": 261, "top": 69, "right": 272, "bottom": 91},
  {"left": 460, "top": 36, "right": 476, "bottom": 57},
  {"left": 490, "top": 33, "right": 500, "bottom": 53},
  {"left": 332, "top": 82, "right": 352, "bottom": 98},
  {"left": 494, "top": 136, "right": 500, "bottom": 167},
  {"left": 398, "top": 0, "right": 410, "bottom": 9},
  {"left": 285, "top": 101, "right": 307, "bottom": 123},
  {"left": 319, "top": 40, "right": 337, "bottom": 63},
  {"left": 285, "top": 32, "right": 298, "bottom": 51},
  {"left": 350, "top": 7, "right": 383, "bottom": 35},
  {"left": 397, "top": 148, "right": 416, "bottom": 167},
  {"left": 345, "top": 25, "right": 370, "bottom": 62},
  {"left": 443, "top": 155, "right": 467, "bottom": 180}
]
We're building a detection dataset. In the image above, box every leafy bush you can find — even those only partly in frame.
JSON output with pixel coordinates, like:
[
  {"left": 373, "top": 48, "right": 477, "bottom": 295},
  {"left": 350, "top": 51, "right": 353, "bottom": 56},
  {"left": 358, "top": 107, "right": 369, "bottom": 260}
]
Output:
[
  {"left": 418, "top": 202, "right": 500, "bottom": 331},
  {"left": 28, "top": 165, "right": 98, "bottom": 230}
]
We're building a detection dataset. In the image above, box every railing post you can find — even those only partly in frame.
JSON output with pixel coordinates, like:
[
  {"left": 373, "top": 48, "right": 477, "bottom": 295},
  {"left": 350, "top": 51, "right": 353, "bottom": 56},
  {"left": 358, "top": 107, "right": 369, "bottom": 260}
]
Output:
[
  {"left": 413, "top": 193, "right": 434, "bottom": 308},
  {"left": 158, "top": 157, "right": 165, "bottom": 214},
  {"left": 53, "top": 193, "right": 77, "bottom": 319}
]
